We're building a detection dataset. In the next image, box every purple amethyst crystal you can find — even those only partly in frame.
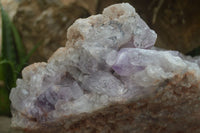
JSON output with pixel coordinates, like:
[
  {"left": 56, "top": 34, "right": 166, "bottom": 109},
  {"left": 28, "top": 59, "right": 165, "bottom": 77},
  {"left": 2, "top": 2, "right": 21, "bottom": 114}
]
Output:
[
  {"left": 35, "top": 88, "right": 58, "bottom": 113},
  {"left": 112, "top": 48, "right": 146, "bottom": 76},
  {"left": 112, "top": 48, "right": 186, "bottom": 78}
]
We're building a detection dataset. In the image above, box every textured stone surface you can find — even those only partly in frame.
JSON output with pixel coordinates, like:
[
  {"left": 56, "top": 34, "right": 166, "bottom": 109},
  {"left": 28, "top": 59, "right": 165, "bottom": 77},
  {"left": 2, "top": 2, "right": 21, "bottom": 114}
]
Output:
[{"left": 10, "top": 3, "right": 200, "bottom": 132}]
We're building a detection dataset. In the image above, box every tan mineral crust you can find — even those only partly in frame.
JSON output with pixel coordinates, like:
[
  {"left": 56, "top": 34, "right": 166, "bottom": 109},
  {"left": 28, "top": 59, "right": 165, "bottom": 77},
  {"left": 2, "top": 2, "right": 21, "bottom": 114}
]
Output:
[{"left": 10, "top": 3, "right": 200, "bottom": 133}]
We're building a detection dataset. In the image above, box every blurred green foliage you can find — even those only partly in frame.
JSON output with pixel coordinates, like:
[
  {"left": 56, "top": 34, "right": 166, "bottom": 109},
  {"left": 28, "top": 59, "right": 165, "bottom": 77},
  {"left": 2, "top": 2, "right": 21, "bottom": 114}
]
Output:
[
  {"left": 186, "top": 47, "right": 200, "bottom": 57},
  {"left": 0, "top": 3, "right": 40, "bottom": 116}
]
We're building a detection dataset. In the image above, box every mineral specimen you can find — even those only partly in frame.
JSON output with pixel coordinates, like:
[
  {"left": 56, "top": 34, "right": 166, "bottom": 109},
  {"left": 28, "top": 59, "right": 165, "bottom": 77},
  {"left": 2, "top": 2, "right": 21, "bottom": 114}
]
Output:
[{"left": 10, "top": 3, "right": 200, "bottom": 133}]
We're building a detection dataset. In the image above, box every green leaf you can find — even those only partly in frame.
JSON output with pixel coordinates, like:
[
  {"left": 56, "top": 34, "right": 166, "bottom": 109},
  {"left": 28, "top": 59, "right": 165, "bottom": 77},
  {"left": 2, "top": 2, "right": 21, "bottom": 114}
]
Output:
[
  {"left": 0, "top": 60, "right": 16, "bottom": 89},
  {"left": 186, "top": 46, "right": 200, "bottom": 57},
  {"left": 0, "top": 61, "right": 11, "bottom": 116},
  {"left": 0, "top": 87, "right": 10, "bottom": 116},
  {"left": 0, "top": 63, "right": 10, "bottom": 116},
  {"left": 0, "top": 3, "right": 16, "bottom": 63},
  {"left": 11, "top": 22, "right": 26, "bottom": 65}
]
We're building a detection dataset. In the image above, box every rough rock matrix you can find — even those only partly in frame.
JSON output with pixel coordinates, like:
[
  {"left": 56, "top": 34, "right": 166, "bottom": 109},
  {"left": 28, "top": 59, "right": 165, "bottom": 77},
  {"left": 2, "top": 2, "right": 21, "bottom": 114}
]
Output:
[{"left": 10, "top": 3, "right": 200, "bottom": 133}]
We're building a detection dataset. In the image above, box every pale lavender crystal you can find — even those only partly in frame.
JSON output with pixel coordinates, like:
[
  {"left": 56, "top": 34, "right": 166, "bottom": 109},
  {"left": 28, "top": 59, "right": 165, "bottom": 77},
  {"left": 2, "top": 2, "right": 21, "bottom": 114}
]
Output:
[
  {"left": 112, "top": 49, "right": 145, "bottom": 76},
  {"left": 34, "top": 82, "right": 82, "bottom": 114},
  {"left": 35, "top": 88, "right": 58, "bottom": 112},
  {"left": 82, "top": 71, "right": 126, "bottom": 96},
  {"left": 30, "top": 75, "right": 83, "bottom": 121},
  {"left": 133, "top": 17, "right": 157, "bottom": 48},
  {"left": 112, "top": 48, "right": 186, "bottom": 77},
  {"left": 121, "top": 17, "right": 157, "bottom": 49}
]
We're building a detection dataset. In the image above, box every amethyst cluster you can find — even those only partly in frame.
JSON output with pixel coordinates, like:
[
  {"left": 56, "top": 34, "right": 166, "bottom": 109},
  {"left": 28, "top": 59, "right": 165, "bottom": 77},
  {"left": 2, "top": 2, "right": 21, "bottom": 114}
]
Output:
[{"left": 9, "top": 3, "right": 200, "bottom": 130}]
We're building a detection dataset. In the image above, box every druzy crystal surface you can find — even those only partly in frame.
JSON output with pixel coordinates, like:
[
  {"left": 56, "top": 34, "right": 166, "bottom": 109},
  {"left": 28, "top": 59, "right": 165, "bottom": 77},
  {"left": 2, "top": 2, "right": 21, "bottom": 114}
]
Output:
[{"left": 10, "top": 3, "right": 200, "bottom": 132}]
